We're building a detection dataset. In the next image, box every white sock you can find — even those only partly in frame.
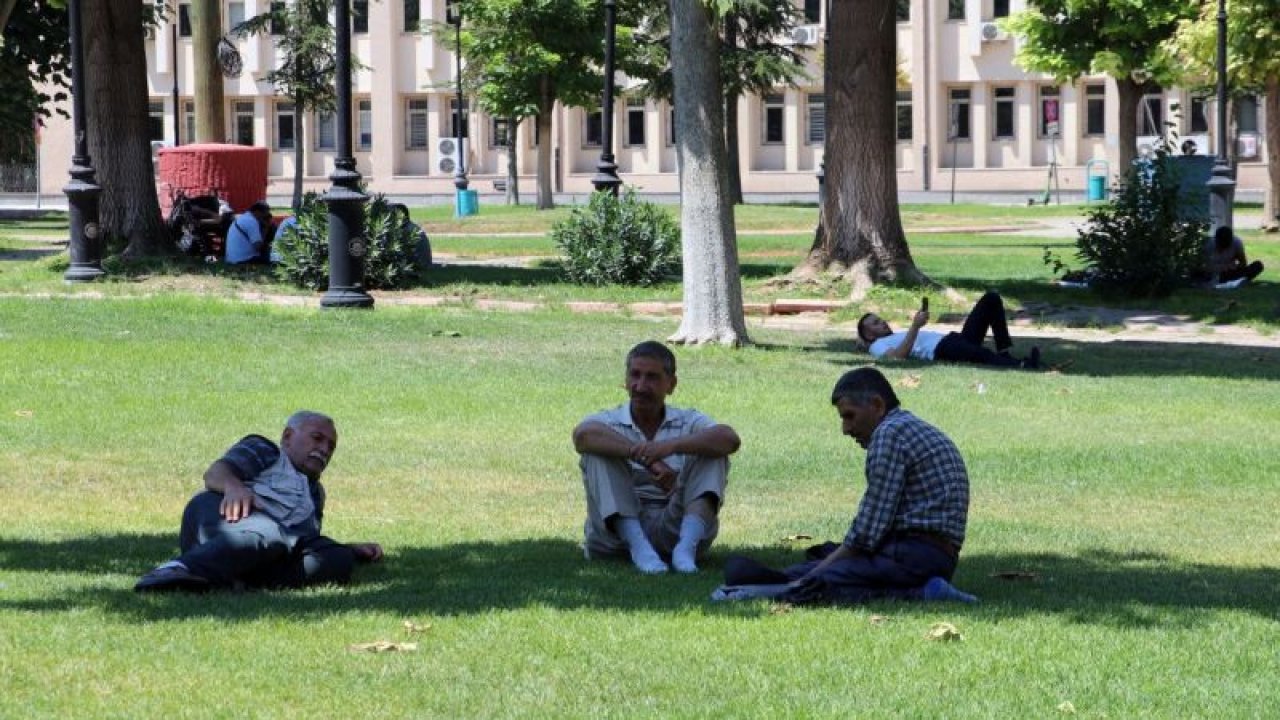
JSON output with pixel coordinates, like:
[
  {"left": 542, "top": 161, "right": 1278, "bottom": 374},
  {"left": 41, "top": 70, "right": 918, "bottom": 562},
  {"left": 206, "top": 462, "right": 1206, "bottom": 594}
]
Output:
[
  {"left": 672, "top": 515, "right": 707, "bottom": 573},
  {"left": 616, "top": 517, "right": 668, "bottom": 574}
]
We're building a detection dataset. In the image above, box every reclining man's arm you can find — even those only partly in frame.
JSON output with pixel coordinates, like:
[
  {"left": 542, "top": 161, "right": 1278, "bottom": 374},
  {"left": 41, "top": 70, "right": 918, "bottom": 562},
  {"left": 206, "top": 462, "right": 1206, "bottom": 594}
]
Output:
[
  {"left": 203, "top": 460, "right": 256, "bottom": 523},
  {"left": 887, "top": 311, "right": 929, "bottom": 360}
]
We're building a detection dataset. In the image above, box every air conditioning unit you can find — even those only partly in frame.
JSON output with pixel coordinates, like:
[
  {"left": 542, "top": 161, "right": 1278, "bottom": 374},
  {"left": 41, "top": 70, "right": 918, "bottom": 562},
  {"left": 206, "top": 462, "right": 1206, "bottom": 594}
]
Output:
[
  {"left": 436, "top": 137, "right": 468, "bottom": 175},
  {"left": 790, "top": 25, "right": 820, "bottom": 46},
  {"left": 1237, "top": 134, "right": 1259, "bottom": 160},
  {"left": 979, "top": 22, "right": 1007, "bottom": 42},
  {"left": 144, "top": 25, "right": 156, "bottom": 40}
]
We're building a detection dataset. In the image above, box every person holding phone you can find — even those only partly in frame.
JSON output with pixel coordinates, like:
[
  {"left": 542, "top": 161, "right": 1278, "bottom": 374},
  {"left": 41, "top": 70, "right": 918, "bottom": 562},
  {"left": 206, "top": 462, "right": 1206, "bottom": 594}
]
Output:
[{"left": 856, "top": 291, "right": 1041, "bottom": 369}]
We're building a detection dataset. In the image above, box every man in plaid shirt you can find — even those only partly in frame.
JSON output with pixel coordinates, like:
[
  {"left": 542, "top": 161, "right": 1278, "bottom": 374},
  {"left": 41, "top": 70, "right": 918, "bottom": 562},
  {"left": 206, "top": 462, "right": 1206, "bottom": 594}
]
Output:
[{"left": 712, "top": 367, "right": 978, "bottom": 604}]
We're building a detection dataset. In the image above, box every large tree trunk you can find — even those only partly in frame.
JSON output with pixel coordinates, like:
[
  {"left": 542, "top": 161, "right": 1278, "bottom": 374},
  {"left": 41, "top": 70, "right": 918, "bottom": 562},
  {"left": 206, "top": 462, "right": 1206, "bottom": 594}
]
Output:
[
  {"left": 1263, "top": 75, "right": 1279, "bottom": 231},
  {"left": 191, "top": 0, "right": 225, "bottom": 142},
  {"left": 291, "top": 109, "right": 304, "bottom": 210},
  {"left": 535, "top": 77, "right": 554, "bottom": 210},
  {"left": 0, "top": 0, "right": 18, "bottom": 34},
  {"left": 84, "top": 0, "right": 165, "bottom": 257},
  {"left": 505, "top": 116, "right": 520, "bottom": 205},
  {"left": 799, "top": 0, "right": 924, "bottom": 295},
  {"left": 668, "top": 0, "right": 749, "bottom": 347},
  {"left": 1115, "top": 76, "right": 1140, "bottom": 176}
]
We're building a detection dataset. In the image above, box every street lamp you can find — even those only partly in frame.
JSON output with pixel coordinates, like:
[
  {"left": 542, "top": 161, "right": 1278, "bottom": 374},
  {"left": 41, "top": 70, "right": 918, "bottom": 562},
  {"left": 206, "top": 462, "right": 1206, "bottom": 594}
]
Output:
[
  {"left": 320, "top": 0, "right": 373, "bottom": 309},
  {"left": 1206, "top": 0, "right": 1235, "bottom": 231},
  {"left": 171, "top": 11, "right": 180, "bottom": 145},
  {"left": 590, "top": 0, "right": 621, "bottom": 194},
  {"left": 447, "top": 0, "right": 468, "bottom": 195},
  {"left": 63, "top": 0, "right": 104, "bottom": 283}
]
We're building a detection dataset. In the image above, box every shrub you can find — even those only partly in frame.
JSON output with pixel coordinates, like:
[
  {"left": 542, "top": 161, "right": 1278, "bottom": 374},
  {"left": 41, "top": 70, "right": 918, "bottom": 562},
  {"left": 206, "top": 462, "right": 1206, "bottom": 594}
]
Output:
[
  {"left": 1047, "top": 141, "right": 1207, "bottom": 297},
  {"left": 274, "top": 192, "right": 425, "bottom": 291},
  {"left": 552, "top": 188, "right": 680, "bottom": 286}
]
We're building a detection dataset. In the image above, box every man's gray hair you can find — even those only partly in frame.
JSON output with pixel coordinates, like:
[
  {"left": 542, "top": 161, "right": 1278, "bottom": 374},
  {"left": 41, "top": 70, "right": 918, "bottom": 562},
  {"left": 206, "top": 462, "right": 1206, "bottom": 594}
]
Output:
[{"left": 286, "top": 410, "right": 333, "bottom": 430}]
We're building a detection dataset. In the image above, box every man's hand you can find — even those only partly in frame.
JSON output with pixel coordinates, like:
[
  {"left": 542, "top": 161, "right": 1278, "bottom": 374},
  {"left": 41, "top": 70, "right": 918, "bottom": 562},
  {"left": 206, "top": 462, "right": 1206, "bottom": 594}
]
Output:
[
  {"left": 219, "top": 481, "right": 256, "bottom": 522},
  {"left": 629, "top": 440, "right": 676, "bottom": 468},
  {"left": 910, "top": 309, "right": 930, "bottom": 329},
  {"left": 646, "top": 459, "right": 678, "bottom": 494},
  {"left": 350, "top": 543, "right": 384, "bottom": 564}
]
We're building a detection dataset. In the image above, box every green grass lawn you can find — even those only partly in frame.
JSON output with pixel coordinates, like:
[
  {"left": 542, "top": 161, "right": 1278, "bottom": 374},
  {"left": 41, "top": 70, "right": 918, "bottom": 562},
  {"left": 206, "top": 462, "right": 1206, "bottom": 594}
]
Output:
[{"left": 1, "top": 293, "right": 1279, "bottom": 717}]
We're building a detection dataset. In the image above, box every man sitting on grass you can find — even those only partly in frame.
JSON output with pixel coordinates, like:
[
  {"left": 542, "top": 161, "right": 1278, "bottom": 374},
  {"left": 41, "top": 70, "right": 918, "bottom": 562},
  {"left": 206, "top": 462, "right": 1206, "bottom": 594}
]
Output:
[
  {"left": 135, "top": 411, "right": 383, "bottom": 592},
  {"left": 573, "top": 341, "right": 740, "bottom": 574},
  {"left": 711, "top": 367, "right": 977, "bottom": 604},
  {"left": 857, "top": 291, "right": 1041, "bottom": 369}
]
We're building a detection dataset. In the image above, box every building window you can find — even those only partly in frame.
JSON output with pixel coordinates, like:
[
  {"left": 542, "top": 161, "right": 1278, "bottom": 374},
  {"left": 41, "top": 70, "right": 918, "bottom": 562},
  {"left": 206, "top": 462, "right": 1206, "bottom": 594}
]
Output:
[
  {"left": 449, "top": 98, "right": 469, "bottom": 139},
  {"left": 897, "top": 0, "right": 909, "bottom": 22},
  {"left": 992, "top": 0, "right": 1010, "bottom": 18},
  {"left": 947, "top": 0, "right": 965, "bottom": 21},
  {"left": 947, "top": 88, "right": 970, "bottom": 140},
  {"left": 763, "top": 93, "right": 784, "bottom": 144},
  {"left": 1084, "top": 84, "right": 1106, "bottom": 136},
  {"left": 406, "top": 99, "right": 429, "bottom": 149},
  {"left": 227, "top": 2, "right": 245, "bottom": 31},
  {"left": 270, "top": 2, "right": 286, "bottom": 35},
  {"left": 584, "top": 110, "right": 602, "bottom": 147},
  {"left": 232, "top": 100, "right": 255, "bottom": 145},
  {"left": 275, "top": 102, "right": 296, "bottom": 150},
  {"left": 808, "top": 93, "right": 825, "bottom": 144},
  {"left": 184, "top": 100, "right": 195, "bottom": 145},
  {"left": 1138, "top": 88, "right": 1164, "bottom": 136},
  {"left": 491, "top": 117, "right": 511, "bottom": 148},
  {"left": 619, "top": 98, "right": 643, "bottom": 147},
  {"left": 993, "top": 86, "right": 1015, "bottom": 139},
  {"left": 178, "top": 3, "right": 191, "bottom": 36},
  {"left": 896, "top": 90, "right": 913, "bottom": 141},
  {"left": 404, "top": 0, "right": 421, "bottom": 32},
  {"left": 316, "top": 111, "right": 336, "bottom": 150},
  {"left": 1038, "top": 85, "right": 1061, "bottom": 137},
  {"left": 353, "top": 0, "right": 369, "bottom": 33},
  {"left": 357, "top": 99, "right": 372, "bottom": 150},
  {"left": 147, "top": 101, "right": 165, "bottom": 142},
  {"left": 1189, "top": 96, "right": 1209, "bottom": 134},
  {"left": 803, "top": 0, "right": 821, "bottom": 23},
  {"left": 1236, "top": 94, "right": 1259, "bottom": 134}
]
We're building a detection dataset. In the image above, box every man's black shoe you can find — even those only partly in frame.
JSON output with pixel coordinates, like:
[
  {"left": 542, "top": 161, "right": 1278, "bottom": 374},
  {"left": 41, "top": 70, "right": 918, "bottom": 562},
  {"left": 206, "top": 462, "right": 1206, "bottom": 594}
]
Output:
[
  {"left": 1021, "top": 346, "right": 1042, "bottom": 370},
  {"left": 134, "top": 563, "right": 211, "bottom": 593}
]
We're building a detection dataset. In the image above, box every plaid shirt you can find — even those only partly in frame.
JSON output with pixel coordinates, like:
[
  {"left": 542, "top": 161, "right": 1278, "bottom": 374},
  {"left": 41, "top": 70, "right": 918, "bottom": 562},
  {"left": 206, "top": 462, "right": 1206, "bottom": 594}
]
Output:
[
  {"left": 843, "top": 409, "right": 968, "bottom": 552},
  {"left": 219, "top": 434, "right": 327, "bottom": 528}
]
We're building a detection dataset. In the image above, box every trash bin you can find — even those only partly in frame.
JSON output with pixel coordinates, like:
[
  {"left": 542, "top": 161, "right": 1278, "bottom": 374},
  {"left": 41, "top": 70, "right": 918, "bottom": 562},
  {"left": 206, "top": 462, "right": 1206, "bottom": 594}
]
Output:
[
  {"left": 455, "top": 189, "right": 478, "bottom": 217},
  {"left": 1085, "top": 159, "right": 1109, "bottom": 202}
]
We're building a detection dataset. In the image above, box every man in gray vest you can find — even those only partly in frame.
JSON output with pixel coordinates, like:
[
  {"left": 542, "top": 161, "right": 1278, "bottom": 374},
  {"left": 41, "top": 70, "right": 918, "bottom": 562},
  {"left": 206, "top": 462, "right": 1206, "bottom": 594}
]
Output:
[{"left": 135, "top": 411, "right": 383, "bottom": 592}]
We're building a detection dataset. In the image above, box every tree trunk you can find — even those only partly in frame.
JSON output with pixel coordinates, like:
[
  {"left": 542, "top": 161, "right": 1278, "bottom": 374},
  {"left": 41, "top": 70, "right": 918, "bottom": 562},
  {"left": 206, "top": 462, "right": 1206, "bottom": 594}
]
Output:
[
  {"left": 191, "top": 0, "right": 225, "bottom": 142},
  {"left": 723, "top": 13, "right": 744, "bottom": 205},
  {"left": 799, "top": 0, "right": 925, "bottom": 295},
  {"left": 505, "top": 116, "right": 520, "bottom": 206},
  {"left": 668, "top": 0, "right": 749, "bottom": 347},
  {"left": 0, "top": 0, "right": 18, "bottom": 34},
  {"left": 535, "top": 78, "right": 554, "bottom": 210},
  {"left": 1263, "top": 75, "right": 1279, "bottom": 230},
  {"left": 83, "top": 0, "right": 165, "bottom": 257},
  {"left": 1115, "top": 76, "right": 1140, "bottom": 175},
  {"left": 291, "top": 108, "right": 304, "bottom": 210}
]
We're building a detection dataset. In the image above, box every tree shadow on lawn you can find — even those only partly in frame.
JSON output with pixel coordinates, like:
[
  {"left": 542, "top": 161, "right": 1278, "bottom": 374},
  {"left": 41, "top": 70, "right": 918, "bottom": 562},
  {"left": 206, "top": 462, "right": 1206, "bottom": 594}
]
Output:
[{"left": 2, "top": 534, "right": 1276, "bottom": 626}]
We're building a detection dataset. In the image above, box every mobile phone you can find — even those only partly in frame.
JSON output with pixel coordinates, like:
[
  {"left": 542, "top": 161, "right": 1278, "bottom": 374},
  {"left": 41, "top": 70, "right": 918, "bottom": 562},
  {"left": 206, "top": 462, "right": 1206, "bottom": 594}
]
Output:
[{"left": 920, "top": 297, "right": 929, "bottom": 312}]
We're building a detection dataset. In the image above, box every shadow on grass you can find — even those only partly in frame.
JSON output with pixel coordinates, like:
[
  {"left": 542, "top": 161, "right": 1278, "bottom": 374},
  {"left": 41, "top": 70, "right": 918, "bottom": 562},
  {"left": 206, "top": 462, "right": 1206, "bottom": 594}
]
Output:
[
  {"left": 2, "top": 534, "right": 1276, "bottom": 626},
  {"left": 0, "top": 247, "right": 62, "bottom": 261}
]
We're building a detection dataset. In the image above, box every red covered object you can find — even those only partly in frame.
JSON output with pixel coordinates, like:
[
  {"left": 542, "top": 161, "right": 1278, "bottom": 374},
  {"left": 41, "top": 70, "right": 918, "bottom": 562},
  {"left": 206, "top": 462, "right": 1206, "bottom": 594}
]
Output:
[{"left": 156, "top": 143, "right": 269, "bottom": 216}]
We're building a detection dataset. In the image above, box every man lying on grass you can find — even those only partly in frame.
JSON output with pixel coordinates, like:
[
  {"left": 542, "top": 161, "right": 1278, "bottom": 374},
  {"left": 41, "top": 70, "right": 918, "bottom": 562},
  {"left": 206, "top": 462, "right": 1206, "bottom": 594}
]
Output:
[
  {"left": 135, "top": 411, "right": 383, "bottom": 592},
  {"left": 857, "top": 291, "right": 1042, "bottom": 370},
  {"left": 712, "top": 367, "right": 977, "bottom": 604},
  {"left": 573, "top": 341, "right": 740, "bottom": 574}
]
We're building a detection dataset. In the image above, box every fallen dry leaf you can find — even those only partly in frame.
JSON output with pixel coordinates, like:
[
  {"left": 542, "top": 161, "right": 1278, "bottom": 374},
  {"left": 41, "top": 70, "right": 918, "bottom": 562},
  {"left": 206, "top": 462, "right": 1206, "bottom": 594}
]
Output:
[
  {"left": 990, "top": 570, "right": 1039, "bottom": 582},
  {"left": 403, "top": 621, "right": 432, "bottom": 635},
  {"left": 925, "top": 622, "right": 963, "bottom": 642},
  {"left": 348, "top": 641, "right": 418, "bottom": 653},
  {"left": 781, "top": 533, "right": 814, "bottom": 542},
  {"left": 897, "top": 373, "right": 922, "bottom": 389},
  {"left": 1057, "top": 700, "right": 1077, "bottom": 714},
  {"left": 14, "top": 410, "right": 33, "bottom": 418},
  {"left": 869, "top": 614, "right": 890, "bottom": 625},
  {"left": 769, "top": 603, "right": 793, "bottom": 615}
]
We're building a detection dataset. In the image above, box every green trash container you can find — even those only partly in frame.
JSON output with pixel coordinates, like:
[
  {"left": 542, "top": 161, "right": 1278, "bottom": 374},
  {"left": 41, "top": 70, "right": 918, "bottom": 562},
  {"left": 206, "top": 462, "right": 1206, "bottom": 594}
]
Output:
[
  {"left": 1085, "top": 159, "right": 1110, "bottom": 202},
  {"left": 455, "top": 189, "right": 479, "bottom": 217}
]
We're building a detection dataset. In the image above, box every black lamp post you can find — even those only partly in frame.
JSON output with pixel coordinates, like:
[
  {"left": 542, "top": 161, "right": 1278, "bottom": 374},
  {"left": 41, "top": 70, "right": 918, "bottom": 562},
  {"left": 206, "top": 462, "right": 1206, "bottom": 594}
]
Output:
[
  {"left": 63, "top": 0, "right": 104, "bottom": 283},
  {"left": 447, "top": 0, "right": 468, "bottom": 194},
  {"left": 171, "top": 14, "right": 180, "bottom": 145},
  {"left": 1206, "top": 0, "right": 1235, "bottom": 231},
  {"left": 591, "top": 0, "right": 621, "bottom": 194},
  {"left": 320, "top": 0, "right": 373, "bottom": 309}
]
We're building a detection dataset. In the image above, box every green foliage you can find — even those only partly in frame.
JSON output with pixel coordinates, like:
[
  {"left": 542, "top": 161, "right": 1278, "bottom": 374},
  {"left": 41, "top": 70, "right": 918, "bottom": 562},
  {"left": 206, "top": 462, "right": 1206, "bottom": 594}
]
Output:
[
  {"left": 1168, "top": 0, "right": 1280, "bottom": 94},
  {"left": 1051, "top": 142, "right": 1207, "bottom": 297},
  {"left": 231, "top": 0, "right": 343, "bottom": 115},
  {"left": 274, "top": 192, "right": 424, "bottom": 291},
  {"left": 552, "top": 189, "right": 680, "bottom": 286},
  {"left": 0, "top": 4, "right": 70, "bottom": 162}
]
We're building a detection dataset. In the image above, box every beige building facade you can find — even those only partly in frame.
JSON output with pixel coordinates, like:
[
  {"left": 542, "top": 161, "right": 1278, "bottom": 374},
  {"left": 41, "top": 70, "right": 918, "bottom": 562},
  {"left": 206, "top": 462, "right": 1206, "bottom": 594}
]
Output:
[{"left": 34, "top": 0, "right": 1270, "bottom": 202}]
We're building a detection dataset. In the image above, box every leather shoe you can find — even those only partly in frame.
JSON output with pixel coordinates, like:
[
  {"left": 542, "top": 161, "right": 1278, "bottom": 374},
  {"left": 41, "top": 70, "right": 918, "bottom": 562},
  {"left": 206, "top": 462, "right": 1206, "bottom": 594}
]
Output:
[{"left": 134, "top": 563, "right": 210, "bottom": 593}]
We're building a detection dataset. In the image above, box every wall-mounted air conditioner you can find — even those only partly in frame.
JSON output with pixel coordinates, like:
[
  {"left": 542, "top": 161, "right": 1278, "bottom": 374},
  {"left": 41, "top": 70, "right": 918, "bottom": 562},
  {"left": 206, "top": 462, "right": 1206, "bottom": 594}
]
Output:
[
  {"left": 979, "top": 22, "right": 1007, "bottom": 42},
  {"left": 790, "top": 25, "right": 820, "bottom": 46},
  {"left": 1237, "top": 134, "right": 1259, "bottom": 160},
  {"left": 436, "top": 137, "right": 468, "bottom": 175}
]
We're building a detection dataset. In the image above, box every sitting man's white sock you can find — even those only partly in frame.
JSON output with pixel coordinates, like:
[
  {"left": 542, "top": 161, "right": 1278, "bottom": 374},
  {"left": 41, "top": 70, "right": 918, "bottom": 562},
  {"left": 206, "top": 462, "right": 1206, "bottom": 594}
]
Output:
[
  {"left": 671, "top": 515, "right": 707, "bottom": 574},
  {"left": 616, "top": 517, "right": 668, "bottom": 574}
]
